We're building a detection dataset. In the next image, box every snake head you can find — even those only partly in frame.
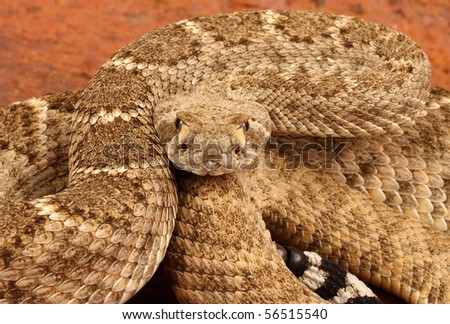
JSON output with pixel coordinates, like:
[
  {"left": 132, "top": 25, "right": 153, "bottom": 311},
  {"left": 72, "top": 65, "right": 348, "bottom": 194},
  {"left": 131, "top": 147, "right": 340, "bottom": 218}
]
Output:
[{"left": 154, "top": 92, "right": 271, "bottom": 176}]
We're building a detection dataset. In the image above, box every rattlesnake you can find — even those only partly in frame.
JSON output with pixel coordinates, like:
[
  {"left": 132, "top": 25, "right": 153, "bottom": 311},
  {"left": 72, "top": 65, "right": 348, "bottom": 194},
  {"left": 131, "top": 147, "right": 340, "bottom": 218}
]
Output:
[{"left": 1, "top": 10, "right": 450, "bottom": 303}]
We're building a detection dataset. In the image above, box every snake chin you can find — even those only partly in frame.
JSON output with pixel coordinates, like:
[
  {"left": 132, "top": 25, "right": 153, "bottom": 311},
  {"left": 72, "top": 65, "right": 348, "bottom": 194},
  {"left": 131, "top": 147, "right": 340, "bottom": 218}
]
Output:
[
  {"left": 185, "top": 165, "right": 234, "bottom": 177},
  {"left": 167, "top": 143, "right": 259, "bottom": 176}
]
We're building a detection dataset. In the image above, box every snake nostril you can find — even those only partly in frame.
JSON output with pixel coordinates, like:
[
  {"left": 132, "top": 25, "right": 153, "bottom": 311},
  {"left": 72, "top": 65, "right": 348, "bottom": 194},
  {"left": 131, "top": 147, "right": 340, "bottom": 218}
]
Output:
[
  {"left": 178, "top": 143, "right": 188, "bottom": 151},
  {"left": 230, "top": 143, "right": 242, "bottom": 155}
]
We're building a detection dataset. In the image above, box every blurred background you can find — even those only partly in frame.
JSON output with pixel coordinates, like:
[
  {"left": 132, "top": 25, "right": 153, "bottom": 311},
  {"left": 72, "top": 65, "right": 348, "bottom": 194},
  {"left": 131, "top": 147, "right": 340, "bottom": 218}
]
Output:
[{"left": 0, "top": 0, "right": 448, "bottom": 107}]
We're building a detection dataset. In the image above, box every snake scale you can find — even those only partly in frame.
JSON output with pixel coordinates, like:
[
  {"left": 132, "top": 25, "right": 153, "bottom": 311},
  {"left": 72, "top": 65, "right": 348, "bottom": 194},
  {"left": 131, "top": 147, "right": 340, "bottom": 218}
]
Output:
[{"left": 1, "top": 10, "right": 450, "bottom": 304}]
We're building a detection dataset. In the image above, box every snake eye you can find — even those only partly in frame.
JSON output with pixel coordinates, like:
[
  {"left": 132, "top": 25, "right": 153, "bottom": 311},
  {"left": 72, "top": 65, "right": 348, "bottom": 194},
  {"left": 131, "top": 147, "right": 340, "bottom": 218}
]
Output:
[
  {"left": 242, "top": 121, "right": 250, "bottom": 132},
  {"left": 175, "top": 118, "right": 183, "bottom": 130}
]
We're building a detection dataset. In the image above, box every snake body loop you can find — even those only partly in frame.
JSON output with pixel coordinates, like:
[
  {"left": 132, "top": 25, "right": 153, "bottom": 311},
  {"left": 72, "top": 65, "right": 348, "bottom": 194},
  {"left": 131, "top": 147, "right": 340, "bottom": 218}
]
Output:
[{"left": 1, "top": 11, "right": 449, "bottom": 304}]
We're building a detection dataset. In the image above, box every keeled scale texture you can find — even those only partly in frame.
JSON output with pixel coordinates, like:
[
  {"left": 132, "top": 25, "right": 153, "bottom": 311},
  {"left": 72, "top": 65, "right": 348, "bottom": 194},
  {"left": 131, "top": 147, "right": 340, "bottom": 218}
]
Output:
[
  {"left": 0, "top": 11, "right": 448, "bottom": 303},
  {"left": 165, "top": 88, "right": 450, "bottom": 303},
  {"left": 0, "top": 89, "right": 177, "bottom": 303}
]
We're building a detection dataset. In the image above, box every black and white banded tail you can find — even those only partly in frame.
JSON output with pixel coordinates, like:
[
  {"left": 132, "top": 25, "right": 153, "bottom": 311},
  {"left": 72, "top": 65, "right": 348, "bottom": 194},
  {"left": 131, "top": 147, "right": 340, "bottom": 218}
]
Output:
[{"left": 277, "top": 245, "right": 381, "bottom": 304}]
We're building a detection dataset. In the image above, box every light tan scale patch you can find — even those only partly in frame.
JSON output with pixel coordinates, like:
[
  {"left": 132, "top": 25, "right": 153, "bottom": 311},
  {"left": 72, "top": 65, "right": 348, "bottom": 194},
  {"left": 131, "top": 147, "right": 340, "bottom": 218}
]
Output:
[
  {"left": 179, "top": 19, "right": 203, "bottom": 36},
  {"left": 109, "top": 55, "right": 146, "bottom": 74},
  {"left": 81, "top": 105, "right": 147, "bottom": 128}
]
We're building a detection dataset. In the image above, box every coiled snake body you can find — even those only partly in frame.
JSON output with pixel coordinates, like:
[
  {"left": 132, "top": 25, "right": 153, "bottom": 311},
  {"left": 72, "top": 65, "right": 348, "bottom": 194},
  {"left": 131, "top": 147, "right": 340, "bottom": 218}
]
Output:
[{"left": 1, "top": 10, "right": 450, "bottom": 303}]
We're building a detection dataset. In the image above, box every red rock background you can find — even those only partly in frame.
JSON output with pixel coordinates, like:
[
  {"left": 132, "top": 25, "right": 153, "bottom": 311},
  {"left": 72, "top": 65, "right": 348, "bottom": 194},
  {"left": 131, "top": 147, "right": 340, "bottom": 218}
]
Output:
[
  {"left": 0, "top": 0, "right": 448, "bottom": 304},
  {"left": 0, "top": 0, "right": 448, "bottom": 107}
]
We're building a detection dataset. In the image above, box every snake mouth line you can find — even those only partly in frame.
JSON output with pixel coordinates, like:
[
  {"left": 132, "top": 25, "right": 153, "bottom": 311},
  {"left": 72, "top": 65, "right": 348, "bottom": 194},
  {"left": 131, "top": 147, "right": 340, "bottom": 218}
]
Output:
[
  {"left": 167, "top": 140, "right": 259, "bottom": 175},
  {"left": 170, "top": 154, "right": 257, "bottom": 176},
  {"left": 165, "top": 134, "right": 351, "bottom": 174}
]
